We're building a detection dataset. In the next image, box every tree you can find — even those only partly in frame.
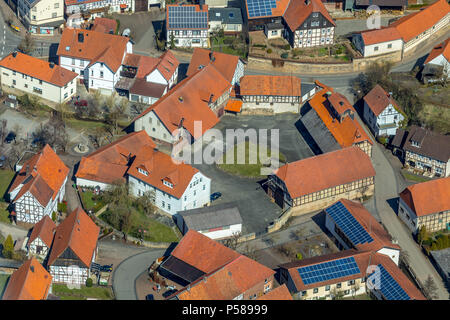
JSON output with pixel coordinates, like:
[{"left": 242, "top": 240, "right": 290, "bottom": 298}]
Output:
[
  {"left": 0, "top": 119, "right": 7, "bottom": 147},
  {"left": 331, "top": 288, "right": 345, "bottom": 300},
  {"left": 423, "top": 275, "right": 438, "bottom": 300},
  {"left": 417, "top": 225, "right": 428, "bottom": 246},
  {"left": 52, "top": 211, "right": 57, "bottom": 222},
  {"left": 241, "top": 244, "right": 259, "bottom": 261},
  {"left": 102, "top": 180, "right": 134, "bottom": 233},
  {"left": 86, "top": 278, "right": 93, "bottom": 287},
  {"left": 33, "top": 115, "right": 69, "bottom": 152},
  {"left": 17, "top": 33, "right": 35, "bottom": 55},
  {"left": 222, "top": 232, "right": 241, "bottom": 250},
  {"left": 135, "top": 190, "right": 156, "bottom": 217},
  {"left": 399, "top": 250, "right": 410, "bottom": 267},
  {"left": 2, "top": 234, "right": 14, "bottom": 259},
  {"left": 169, "top": 33, "right": 176, "bottom": 49}
]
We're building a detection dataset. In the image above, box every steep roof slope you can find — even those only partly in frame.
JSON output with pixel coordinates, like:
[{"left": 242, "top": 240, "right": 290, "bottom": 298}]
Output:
[
  {"left": 425, "top": 38, "right": 450, "bottom": 64},
  {"left": 283, "top": 0, "right": 336, "bottom": 32},
  {"left": 363, "top": 84, "right": 402, "bottom": 117},
  {"left": 27, "top": 215, "right": 56, "bottom": 248},
  {"left": 187, "top": 48, "right": 240, "bottom": 83}
]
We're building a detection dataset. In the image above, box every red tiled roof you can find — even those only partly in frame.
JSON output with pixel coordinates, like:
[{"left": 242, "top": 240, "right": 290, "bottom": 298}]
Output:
[
  {"left": 0, "top": 52, "right": 77, "bottom": 87},
  {"left": 187, "top": 48, "right": 240, "bottom": 83},
  {"left": 359, "top": 27, "right": 402, "bottom": 46},
  {"left": 47, "top": 207, "right": 100, "bottom": 268},
  {"left": 170, "top": 230, "right": 241, "bottom": 274},
  {"left": 76, "top": 131, "right": 156, "bottom": 185},
  {"left": 309, "top": 81, "right": 373, "bottom": 148},
  {"left": 8, "top": 145, "right": 69, "bottom": 206},
  {"left": 399, "top": 177, "right": 450, "bottom": 217},
  {"left": 274, "top": 146, "right": 375, "bottom": 199},
  {"left": 27, "top": 215, "right": 56, "bottom": 248},
  {"left": 363, "top": 84, "right": 402, "bottom": 117},
  {"left": 127, "top": 145, "right": 200, "bottom": 199},
  {"left": 425, "top": 38, "right": 450, "bottom": 64},
  {"left": 224, "top": 99, "right": 243, "bottom": 113},
  {"left": 2, "top": 258, "right": 52, "bottom": 300},
  {"left": 327, "top": 199, "right": 400, "bottom": 252},
  {"left": 91, "top": 17, "right": 117, "bottom": 34},
  {"left": 257, "top": 284, "right": 293, "bottom": 300},
  {"left": 239, "top": 75, "right": 302, "bottom": 97},
  {"left": 176, "top": 255, "right": 275, "bottom": 300},
  {"left": 57, "top": 28, "right": 130, "bottom": 72},
  {"left": 389, "top": 0, "right": 450, "bottom": 43},
  {"left": 156, "top": 50, "right": 180, "bottom": 82},
  {"left": 132, "top": 65, "right": 230, "bottom": 139},
  {"left": 283, "top": 0, "right": 335, "bottom": 32},
  {"left": 245, "top": 0, "right": 291, "bottom": 19}
]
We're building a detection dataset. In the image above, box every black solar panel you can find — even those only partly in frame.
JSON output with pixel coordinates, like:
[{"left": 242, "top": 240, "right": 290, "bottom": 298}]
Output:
[{"left": 168, "top": 6, "right": 208, "bottom": 30}]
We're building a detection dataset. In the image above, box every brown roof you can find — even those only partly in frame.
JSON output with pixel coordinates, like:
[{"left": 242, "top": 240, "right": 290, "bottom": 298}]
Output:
[
  {"left": 402, "top": 126, "right": 450, "bottom": 163},
  {"left": 359, "top": 27, "right": 402, "bottom": 45},
  {"left": 76, "top": 131, "right": 156, "bottom": 185},
  {"left": 389, "top": 0, "right": 450, "bottom": 43},
  {"left": 170, "top": 230, "right": 241, "bottom": 274},
  {"left": 239, "top": 75, "right": 302, "bottom": 97},
  {"left": 8, "top": 145, "right": 69, "bottom": 206},
  {"left": 57, "top": 28, "right": 130, "bottom": 72},
  {"left": 257, "top": 284, "right": 293, "bottom": 300},
  {"left": 127, "top": 145, "right": 201, "bottom": 199},
  {"left": 187, "top": 48, "right": 240, "bottom": 83},
  {"left": 27, "top": 215, "right": 56, "bottom": 248},
  {"left": 309, "top": 82, "right": 373, "bottom": 148},
  {"left": 130, "top": 78, "right": 167, "bottom": 98},
  {"left": 326, "top": 199, "right": 400, "bottom": 252},
  {"left": 399, "top": 177, "right": 450, "bottom": 217},
  {"left": 2, "top": 258, "right": 52, "bottom": 300},
  {"left": 274, "top": 146, "right": 375, "bottom": 199},
  {"left": 425, "top": 38, "right": 450, "bottom": 64},
  {"left": 47, "top": 207, "right": 100, "bottom": 268},
  {"left": 91, "top": 17, "right": 117, "bottom": 34},
  {"left": 175, "top": 255, "right": 275, "bottom": 300},
  {"left": 0, "top": 52, "right": 77, "bottom": 87},
  {"left": 283, "top": 0, "right": 336, "bottom": 32},
  {"left": 132, "top": 64, "right": 230, "bottom": 139},
  {"left": 363, "top": 84, "right": 402, "bottom": 117}
]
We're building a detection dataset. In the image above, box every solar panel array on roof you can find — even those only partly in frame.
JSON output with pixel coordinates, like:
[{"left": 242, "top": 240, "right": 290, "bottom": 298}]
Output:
[
  {"left": 168, "top": 6, "right": 208, "bottom": 29},
  {"left": 247, "top": 0, "right": 277, "bottom": 18},
  {"left": 326, "top": 201, "right": 374, "bottom": 246},
  {"left": 297, "top": 257, "right": 361, "bottom": 285},
  {"left": 368, "top": 264, "right": 410, "bottom": 300}
]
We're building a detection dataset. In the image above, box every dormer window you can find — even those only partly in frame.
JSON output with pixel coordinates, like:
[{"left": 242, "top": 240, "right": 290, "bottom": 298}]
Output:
[
  {"left": 163, "top": 180, "right": 173, "bottom": 188},
  {"left": 411, "top": 140, "right": 420, "bottom": 148},
  {"left": 138, "top": 168, "right": 148, "bottom": 176}
]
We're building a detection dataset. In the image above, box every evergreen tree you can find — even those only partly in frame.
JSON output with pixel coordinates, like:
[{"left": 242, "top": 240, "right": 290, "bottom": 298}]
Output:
[{"left": 2, "top": 235, "right": 14, "bottom": 259}]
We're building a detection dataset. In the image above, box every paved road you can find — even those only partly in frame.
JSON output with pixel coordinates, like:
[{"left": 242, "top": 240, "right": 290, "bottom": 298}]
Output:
[{"left": 0, "top": 222, "right": 27, "bottom": 242}]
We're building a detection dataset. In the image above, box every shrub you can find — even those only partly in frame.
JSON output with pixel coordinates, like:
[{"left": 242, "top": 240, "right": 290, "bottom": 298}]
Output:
[
  {"left": 57, "top": 202, "right": 67, "bottom": 213},
  {"left": 2, "top": 235, "right": 14, "bottom": 259},
  {"left": 280, "top": 52, "right": 289, "bottom": 59},
  {"left": 51, "top": 211, "right": 57, "bottom": 222},
  {"left": 377, "top": 136, "right": 388, "bottom": 146},
  {"left": 223, "top": 37, "right": 234, "bottom": 45},
  {"left": 296, "top": 253, "right": 303, "bottom": 260},
  {"left": 283, "top": 44, "right": 291, "bottom": 50},
  {"left": 266, "top": 48, "right": 272, "bottom": 54},
  {"left": 86, "top": 278, "right": 93, "bottom": 287}
]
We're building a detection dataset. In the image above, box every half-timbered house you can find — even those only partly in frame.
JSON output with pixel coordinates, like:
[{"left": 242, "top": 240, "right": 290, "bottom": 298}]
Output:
[
  {"left": 166, "top": 5, "right": 209, "bottom": 48},
  {"left": 46, "top": 207, "right": 100, "bottom": 286},
  {"left": 27, "top": 215, "right": 56, "bottom": 261},
  {"left": 7, "top": 145, "right": 69, "bottom": 224}
]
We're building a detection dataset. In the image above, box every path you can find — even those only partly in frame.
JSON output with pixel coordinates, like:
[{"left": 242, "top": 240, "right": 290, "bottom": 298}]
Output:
[{"left": 0, "top": 222, "right": 27, "bottom": 242}]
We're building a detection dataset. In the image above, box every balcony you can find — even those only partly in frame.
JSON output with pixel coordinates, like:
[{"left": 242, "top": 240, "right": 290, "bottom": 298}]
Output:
[{"left": 120, "top": 69, "right": 137, "bottom": 78}]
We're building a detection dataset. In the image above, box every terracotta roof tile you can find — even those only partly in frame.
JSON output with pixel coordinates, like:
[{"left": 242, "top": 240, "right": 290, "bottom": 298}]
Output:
[
  {"left": 91, "top": 17, "right": 117, "bottom": 34},
  {"left": 27, "top": 215, "right": 56, "bottom": 248},
  {"left": 399, "top": 177, "right": 450, "bottom": 217},
  {"left": 309, "top": 82, "right": 373, "bottom": 148},
  {"left": 240, "top": 75, "right": 303, "bottom": 97},
  {"left": 156, "top": 50, "right": 180, "bottom": 81},
  {"left": 76, "top": 131, "right": 156, "bottom": 185},
  {"left": 257, "top": 284, "right": 293, "bottom": 300},
  {"left": 2, "top": 258, "right": 52, "bottom": 300},
  {"left": 283, "top": 0, "right": 335, "bottom": 32},
  {"left": 363, "top": 84, "right": 402, "bottom": 117},
  {"left": 390, "top": 0, "right": 450, "bottom": 43},
  {"left": 57, "top": 28, "right": 130, "bottom": 72},
  {"left": 425, "top": 38, "right": 450, "bottom": 64},
  {"left": 0, "top": 52, "right": 77, "bottom": 87},
  {"left": 170, "top": 230, "right": 241, "bottom": 274},
  {"left": 274, "top": 146, "right": 375, "bottom": 199},
  {"left": 224, "top": 99, "right": 243, "bottom": 113},
  {"left": 47, "top": 207, "right": 100, "bottom": 268},
  {"left": 187, "top": 48, "right": 240, "bottom": 83},
  {"left": 359, "top": 27, "right": 402, "bottom": 46}
]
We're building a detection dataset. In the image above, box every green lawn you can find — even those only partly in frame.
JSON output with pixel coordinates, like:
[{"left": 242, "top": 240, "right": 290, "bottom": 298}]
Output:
[
  {"left": 66, "top": 118, "right": 108, "bottom": 131},
  {"left": 0, "top": 169, "right": 15, "bottom": 201},
  {"left": 0, "top": 274, "right": 10, "bottom": 299},
  {"left": 401, "top": 170, "right": 432, "bottom": 183},
  {"left": 218, "top": 141, "right": 286, "bottom": 178},
  {"left": 79, "top": 190, "right": 106, "bottom": 213},
  {"left": 210, "top": 36, "right": 247, "bottom": 59},
  {"left": 52, "top": 284, "right": 114, "bottom": 300}
]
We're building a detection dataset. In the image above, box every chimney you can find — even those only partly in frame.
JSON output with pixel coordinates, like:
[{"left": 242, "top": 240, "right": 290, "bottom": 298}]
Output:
[
  {"left": 178, "top": 96, "right": 184, "bottom": 103},
  {"left": 12, "top": 51, "right": 17, "bottom": 58},
  {"left": 78, "top": 32, "right": 84, "bottom": 43},
  {"left": 209, "top": 51, "right": 215, "bottom": 62},
  {"left": 208, "top": 94, "right": 214, "bottom": 105},
  {"left": 25, "top": 165, "right": 30, "bottom": 176},
  {"left": 305, "top": 0, "right": 310, "bottom": 5},
  {"left": 49, "top": 62, "right": 55, "bottom": 68},
  {"left": 30, "top": 266, "right": 35, "bottom": 273},
  {"left": 179, "top": 117, "right": 184, "bottom": 129}
]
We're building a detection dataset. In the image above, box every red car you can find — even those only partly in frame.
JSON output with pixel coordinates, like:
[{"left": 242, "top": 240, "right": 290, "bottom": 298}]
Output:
[{"left": 74, "top": 100, "right": 88, "bottom": 107}]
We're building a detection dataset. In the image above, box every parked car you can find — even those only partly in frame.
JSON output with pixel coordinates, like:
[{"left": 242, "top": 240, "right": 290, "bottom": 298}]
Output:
[
  {"left": 74, "top": 99, "right": 88, "bottom": 107},
  {"left": 145, "top": 294, "right": 154, "bottom": 300},
  {"left": 4, "top": 132, "right": 16, "bottom": 144},
  {"left": 210, "top": 192, "right": 222, "bottom": 201}
]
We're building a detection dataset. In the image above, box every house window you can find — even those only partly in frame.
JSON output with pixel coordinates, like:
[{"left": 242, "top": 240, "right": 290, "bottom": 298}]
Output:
[
  {"left": 72, "top": 68, "right": 75, "bottom": 72},
  {"left": 33, "top": 87, "right": 42, "bottom": 94},
  {"left": 39, "top": 80, "right": 42, "bottom": 85},
  {"left": 312, "top": 12, "right": 318, "bottom": 17},
  {"left": 52, "top": 12, "right": 57, "bottom": 18},
  {"left": 72, "top": 58, "right": 75, "bottom": 64},
  {"left": 100, "top": 71, "right": 104, "bottom": 78},
  {"left": 91, "top": 70, "right": 94, "bottom": 76},
  {"left": 336, "top": 283, "right": 341, "bottom": 289},
  {"left": 192, "top": 39, "right": 200, "bottom": 44},
  {"left": 374, "top": 46, "right": 379, "bottom": 51},
  {"left": 271, "top": 30, "right": 277, "bottom": 36},
  {"left": 184, "top": 195, "right": 187, "bottom": 201},
  {"left": 301, "top": 290, "right": 307, "bottom": 296},
  {"left": 168, "top": 204, "right": 171, "bottom": 211},
  {"left": 32, "top": 15, "right": 36, "bottom": 20},
  {"left": 313, "top": 288, "right": 318, "bottom": 294},
  {"left": 348, "top": 280, "right": 355, "bottom": 286},
  {"left": 344, "top": 290, "right": 350, "bottom": 295},
  {"left": 13, "top": 80, "right": 16, "bottom": 85},
  {"left": 80, "top": 60, "right": 84, "bottom": 67},
  {"left": 203, "top": 185, "right": 205, "bottom": 190},
  {"left": 325, "top": 285, "right": 330, "bottom": 291},
  {"left": 162, "top": 201, "right": 165, "bottom": 208},
  {"left": 387, "top": 43, "right": 392, "bottom": 49},
  {"left": 12, "top": 71, "right": 16, "bottom": 75},
  {"left": 64, "top": 93, "right": 68, "bottom": 99},
  {"left": 24, "top": 83, "right": 28, "bottom": 88},
  {"left": 311, "top": 21, "right": 319, "bottom": 27},
  {"left": 54, "top": 2, "right": 59, "bottom": 8}
]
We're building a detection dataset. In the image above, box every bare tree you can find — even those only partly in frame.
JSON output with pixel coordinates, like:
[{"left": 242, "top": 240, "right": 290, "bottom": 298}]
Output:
[
  {"left": 423, "top": 275, "right": 439, "bottom": 300},
  {"left": 0, "top": 119, "right": 7, "bottom": 147},
  {"left": 17, "top": 33, "right": 35, "bottom": 55},
  {"left": 241, "top": 243, "right": 259, "bottom": 261},
  {"left": 222, "top": 232, "right": 242, "bottom": 250}
]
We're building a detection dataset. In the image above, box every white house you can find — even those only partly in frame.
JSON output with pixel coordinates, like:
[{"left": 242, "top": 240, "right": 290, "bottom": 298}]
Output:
[
  {"left": 352, "top": 27, "right": 404, "bottom": 58},
  {"left": 27, "top": 215, "right": 56, "bottom": 261},
  {"left": 362, "top": 84, "right": 405, "bottom": 137},
  {"left": 166, "top": 4, "right": 209, "bottom": 48},
  {"left": 57, "top": 28, "right": 132, "bottom": 94},
  {"left": 7, "top": 145, "right": 69, "bottom": 224},
  {"left": 176, "top": 202, "right": 242, "bottom": 240},
  {"left": 127, "top": 146, "right": 211, "bottom": 215},
  {"left": 47, "top": 207, "right": 99, "bottom": 286},
  {"left": 422, "top": 38, "right": 450, "bottom": 82},
  {"left": 64, "top": 0, "right": 134, "bottom": 16},
  {"left": 0, "top": 52, "right": 78, "bottom": 103},
  {"left": 17, "top": 0, "right": 64, "bottom": 35},
  {"left": 208, "top": 7, "right": 243, "bottom": 34},
  {"left": 324, "top": 199, "right": 400, "bottom": 266}
]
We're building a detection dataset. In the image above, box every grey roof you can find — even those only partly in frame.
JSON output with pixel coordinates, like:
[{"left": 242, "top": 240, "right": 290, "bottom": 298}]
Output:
[
  {"left": 301, "top": 83, "right": 316, "bottom": 97},
  {"left": 265, "top": 22, "right": 283, "bottom": 30},
  {"left": 208, "top": 7, "right": 243, "bottom": 25},
  {"left": 390, "top": 128, "right": 408, "bottom": 149},
  {"left": 299, "top": 105, "right": 341, "bottom": 155},
  {"left": 178, "top": 202, "right": 242, "bottom": 231},
  {"left": 430, "top": 248, "right": 450, "bottom": 281},
  {"left": 402, "top": 126, "right": 450, "bottom": 162}
]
